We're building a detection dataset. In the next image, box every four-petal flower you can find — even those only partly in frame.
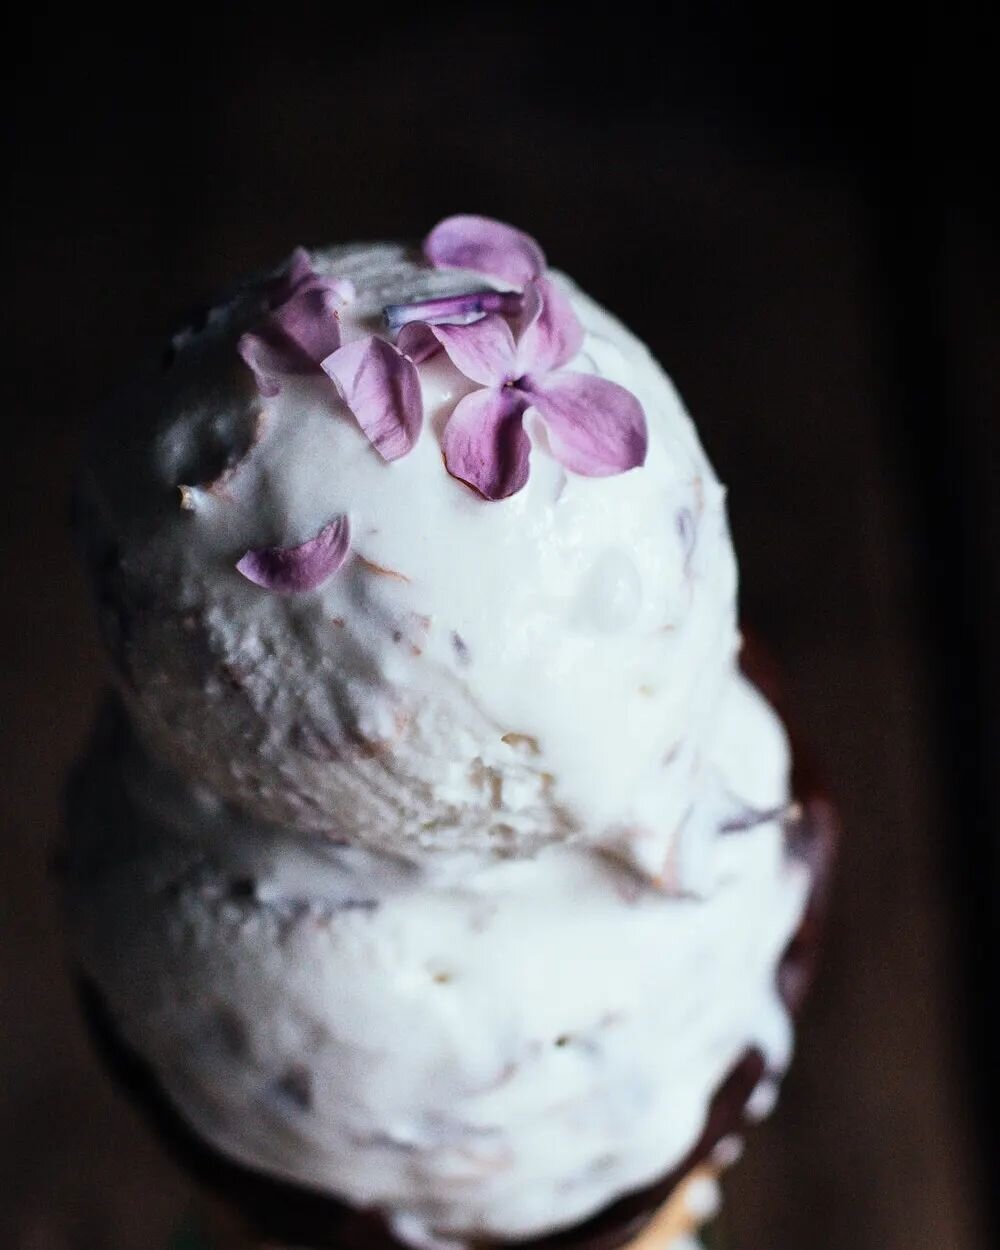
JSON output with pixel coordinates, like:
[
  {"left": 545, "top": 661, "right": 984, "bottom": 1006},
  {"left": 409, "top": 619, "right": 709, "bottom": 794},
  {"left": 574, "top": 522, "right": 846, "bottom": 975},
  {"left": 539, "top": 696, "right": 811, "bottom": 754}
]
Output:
[{"left": 400, "top": 278, "right": 647, "bottom": 500}]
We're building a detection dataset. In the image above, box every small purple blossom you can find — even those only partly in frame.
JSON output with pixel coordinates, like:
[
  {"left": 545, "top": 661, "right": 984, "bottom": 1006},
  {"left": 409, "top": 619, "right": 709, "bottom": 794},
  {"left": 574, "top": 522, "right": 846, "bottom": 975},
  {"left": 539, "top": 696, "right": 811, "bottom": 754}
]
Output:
[
  {"left": 382, "top": 216, "right": 541, "bottom": 355},
  {"left": 418, "top": 279, "right": 647, "bottom": 500},
  {"left": 236, "top": 221, "right": 648, "bottom": 499},
  {"left": 383, "top": 215, "right": 649, "bottom": 499}
]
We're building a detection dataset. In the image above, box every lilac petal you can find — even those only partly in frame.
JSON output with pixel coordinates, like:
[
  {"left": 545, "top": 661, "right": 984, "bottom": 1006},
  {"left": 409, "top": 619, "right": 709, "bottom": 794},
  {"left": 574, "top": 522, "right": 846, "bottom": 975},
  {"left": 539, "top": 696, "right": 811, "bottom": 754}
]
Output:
[
  {"left": 268, "top": 250, "right": 355, "bottom": 309},
  {"left": 237, "top": 515, "right": 351, "bottom": 593},
  {"left": 424, "top": 215, "right": 546, "bottom": 287},
  {"left": 322, "top": 336, "right": 423, "bottom": 461},
  {"left": 442, "top": 386, "right": 532, "bottom": 500},
  {"left": 239, "top": 278, "right": 343, "bottom": 395},
  {"left": 237, "top": 332, "right": 288, "bottom": 398},
  {"left": 395, "top": 321, "right": 441, "bottom": 364},
  {"left": 286, "top": 246, "right": 314, "bottom": 281},
  {"left": 519, "top": 372, "right": 648, "bottom": 477},
  {"left": 266, "top": 246, "right": 315, "bottom": 307},
  {"left": 272, "top": 279, "right": 343, "bottom": 362},
  {"left": 384, "top": 289, "right": 524, "bottom": 331},
  {"left": 430, "top": 314, "right": 518, "bottom": 386},
  {"left": 516, "top": 278, "right": 585, "bottom": 375}
]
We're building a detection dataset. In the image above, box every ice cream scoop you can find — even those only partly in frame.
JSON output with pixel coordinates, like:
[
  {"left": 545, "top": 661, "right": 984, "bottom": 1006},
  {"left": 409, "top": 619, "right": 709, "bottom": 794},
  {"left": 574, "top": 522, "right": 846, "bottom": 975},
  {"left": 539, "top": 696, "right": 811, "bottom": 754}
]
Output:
[
  {"left": 63, "top": 675, "right": 804, "bottom": 1244},
  {"left": 76, "top": 222, "right": 739, "bottom": 885}
]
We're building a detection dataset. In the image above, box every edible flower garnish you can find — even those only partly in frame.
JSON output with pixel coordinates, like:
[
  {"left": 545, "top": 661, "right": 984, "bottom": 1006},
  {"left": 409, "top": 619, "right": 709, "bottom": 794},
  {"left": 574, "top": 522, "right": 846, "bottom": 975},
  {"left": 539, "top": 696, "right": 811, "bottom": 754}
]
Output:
[
  {"left": 236, "top": 515, "right": 351, "bottom": 593},
  {"left": 238, "top": 249, "right": 354, "bottom": 397},
  {"left": 239, "top": 249, "right": 423, "bottom": 461},
  {"left": 386, "top": 216, "right": 647, "bottom": 498},
  {"left": 384, "top": 289, "right": 523, "bottom": 332},
  {"left": 234, "top": 221, "right": 647, "bottom": 501},
  {"left": 402, "top": 277, "right": 647, "bottom": 500},
  {"left": 321, "top": 338, "right": 423, "bottom": 462},
  {"left": 423, "top": 215, "right": 546, "bottom": 286}
]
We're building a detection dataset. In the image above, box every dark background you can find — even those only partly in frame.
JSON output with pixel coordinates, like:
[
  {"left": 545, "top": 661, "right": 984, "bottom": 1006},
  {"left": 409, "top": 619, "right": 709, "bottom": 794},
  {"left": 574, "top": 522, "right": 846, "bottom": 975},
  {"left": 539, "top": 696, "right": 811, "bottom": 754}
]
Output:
[{"left": 2, "top": 4, "right": 996, "bottom": 1248}]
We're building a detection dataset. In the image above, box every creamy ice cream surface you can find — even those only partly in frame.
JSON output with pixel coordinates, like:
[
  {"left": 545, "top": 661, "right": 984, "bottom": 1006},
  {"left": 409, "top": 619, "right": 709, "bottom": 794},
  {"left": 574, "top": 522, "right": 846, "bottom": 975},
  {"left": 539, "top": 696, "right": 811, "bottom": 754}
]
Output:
[
  {"left": 77, "top": 229, "right": 738, "bottom": 884},
  {"left": 64, "top": 217, "right": 815, "bottom": 1245},
  {"left": 64, "top": 676, "right": 805, "bottom": 1243}
]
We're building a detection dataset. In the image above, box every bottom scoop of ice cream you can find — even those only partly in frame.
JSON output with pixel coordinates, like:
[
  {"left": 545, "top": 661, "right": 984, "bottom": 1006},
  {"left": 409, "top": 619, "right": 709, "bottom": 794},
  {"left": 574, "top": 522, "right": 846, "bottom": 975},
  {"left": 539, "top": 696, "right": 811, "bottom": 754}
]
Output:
[{"left": 61, "top": 674, "right": 808, "bottom": 1245}]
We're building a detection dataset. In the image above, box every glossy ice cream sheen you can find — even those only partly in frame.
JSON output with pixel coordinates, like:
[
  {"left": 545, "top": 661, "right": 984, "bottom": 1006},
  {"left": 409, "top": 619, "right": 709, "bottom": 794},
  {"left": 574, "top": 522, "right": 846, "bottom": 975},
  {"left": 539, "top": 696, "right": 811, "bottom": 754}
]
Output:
[{"left": 66, "top": 239, "right": 810, "bottom": 1246}]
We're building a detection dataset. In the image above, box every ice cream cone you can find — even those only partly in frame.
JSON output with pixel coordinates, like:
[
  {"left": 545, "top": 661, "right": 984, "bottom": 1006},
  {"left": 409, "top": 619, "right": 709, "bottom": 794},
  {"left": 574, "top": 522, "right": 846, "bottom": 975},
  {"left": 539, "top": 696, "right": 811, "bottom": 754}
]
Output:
[
  {"left": 613, "top": 1167, "right": 719, "bottom": 1250},
  {"left": 192, "top": 1165, "right": 720, "bottom": 1250}
]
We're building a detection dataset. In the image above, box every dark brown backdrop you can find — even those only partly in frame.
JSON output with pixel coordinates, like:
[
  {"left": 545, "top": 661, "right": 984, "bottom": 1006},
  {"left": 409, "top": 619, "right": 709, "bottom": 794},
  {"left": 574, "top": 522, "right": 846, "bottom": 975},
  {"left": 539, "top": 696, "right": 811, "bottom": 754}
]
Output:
[{"left": 2, "top": 5, "right": 996, "bottom": 1249}]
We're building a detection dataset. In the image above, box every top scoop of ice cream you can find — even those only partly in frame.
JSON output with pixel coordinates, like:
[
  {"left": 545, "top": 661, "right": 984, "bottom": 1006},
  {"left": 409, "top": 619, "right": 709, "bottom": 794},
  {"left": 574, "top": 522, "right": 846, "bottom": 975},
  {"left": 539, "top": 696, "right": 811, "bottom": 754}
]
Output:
[{"left": 77, "top": 219, "right": 738, "bottom": 883}]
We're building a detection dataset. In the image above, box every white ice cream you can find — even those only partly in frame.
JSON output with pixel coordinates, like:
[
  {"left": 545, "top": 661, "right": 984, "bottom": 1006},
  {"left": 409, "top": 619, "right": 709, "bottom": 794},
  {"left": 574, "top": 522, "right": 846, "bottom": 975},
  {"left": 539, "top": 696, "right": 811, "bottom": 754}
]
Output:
[
  {"left": 63, "top": 675, "right": 807, "bottom": 1243},
  {"left": 66, "top": 234, "right": 815, "bottom": 1243},
  {"left": 77, "top": 243, "right": 738, "bottom": 883}
]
